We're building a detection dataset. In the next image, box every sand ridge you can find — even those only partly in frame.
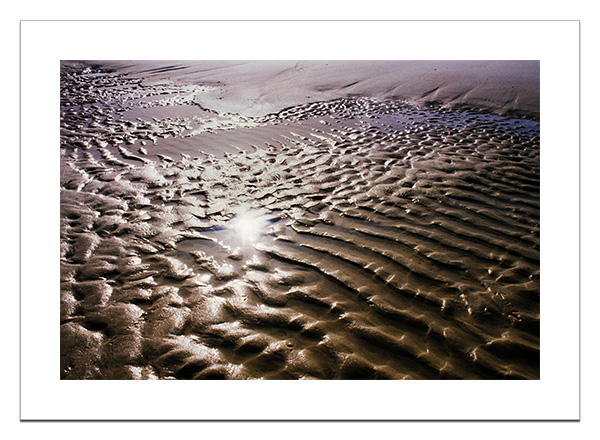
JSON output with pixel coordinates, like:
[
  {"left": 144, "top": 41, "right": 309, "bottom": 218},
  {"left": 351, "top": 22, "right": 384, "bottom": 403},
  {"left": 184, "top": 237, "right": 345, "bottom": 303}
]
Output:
[{"left": 60, "top": 61, "right": 539, "bottom": 379}]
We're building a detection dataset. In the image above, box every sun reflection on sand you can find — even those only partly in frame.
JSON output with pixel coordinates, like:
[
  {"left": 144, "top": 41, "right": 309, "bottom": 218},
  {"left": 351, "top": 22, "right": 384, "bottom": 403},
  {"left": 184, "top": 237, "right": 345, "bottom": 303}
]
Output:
[{"left": 228, "top": 208, "right": 268, "bottom": 243}]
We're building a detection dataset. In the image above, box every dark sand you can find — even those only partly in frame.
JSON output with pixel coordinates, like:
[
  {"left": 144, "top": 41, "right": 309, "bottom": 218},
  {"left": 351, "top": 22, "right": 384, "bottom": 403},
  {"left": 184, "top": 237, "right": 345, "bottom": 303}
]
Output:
[{"left": 60, "top": 61, "right": 539, "bottom": 379}]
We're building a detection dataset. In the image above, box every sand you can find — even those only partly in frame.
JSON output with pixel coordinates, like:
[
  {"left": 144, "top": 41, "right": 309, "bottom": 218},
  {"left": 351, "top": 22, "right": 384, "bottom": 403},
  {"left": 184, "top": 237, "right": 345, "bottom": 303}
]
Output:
[{"left": 60, "top": 60, "right": 539, "bottom": 379}]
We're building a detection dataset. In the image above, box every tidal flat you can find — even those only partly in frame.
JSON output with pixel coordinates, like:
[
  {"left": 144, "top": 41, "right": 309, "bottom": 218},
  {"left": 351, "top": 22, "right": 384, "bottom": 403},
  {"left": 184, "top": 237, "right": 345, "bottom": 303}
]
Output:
[{"left": 60, "top": 61, "right": 540, "bottom": 379}]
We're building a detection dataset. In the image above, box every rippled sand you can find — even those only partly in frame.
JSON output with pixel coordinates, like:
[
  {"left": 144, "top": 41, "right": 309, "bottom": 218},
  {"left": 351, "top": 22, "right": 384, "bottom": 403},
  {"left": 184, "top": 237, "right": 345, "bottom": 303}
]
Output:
[{"left": 60, "top": 61, "right": 540, "bottom": 380}]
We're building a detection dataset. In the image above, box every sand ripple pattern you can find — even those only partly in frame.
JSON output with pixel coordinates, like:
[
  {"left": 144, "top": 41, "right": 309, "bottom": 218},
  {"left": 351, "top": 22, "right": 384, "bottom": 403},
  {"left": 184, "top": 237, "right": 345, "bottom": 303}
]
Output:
[{"left": 60, "top": 63, "right": 539, "bottom": 379}]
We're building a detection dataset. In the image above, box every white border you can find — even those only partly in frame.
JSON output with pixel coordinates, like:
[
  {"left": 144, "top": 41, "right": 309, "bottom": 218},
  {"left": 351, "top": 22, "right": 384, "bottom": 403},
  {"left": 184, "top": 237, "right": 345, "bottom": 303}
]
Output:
[{"left": 20, "top": 20, "right": 579, "bottom": 420}]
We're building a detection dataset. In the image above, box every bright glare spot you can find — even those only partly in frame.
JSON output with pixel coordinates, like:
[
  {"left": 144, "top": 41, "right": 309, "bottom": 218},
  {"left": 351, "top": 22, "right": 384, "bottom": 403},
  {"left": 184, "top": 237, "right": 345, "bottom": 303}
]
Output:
[{"left": 228, "top": 209, "right": 267, "bottom": 242}]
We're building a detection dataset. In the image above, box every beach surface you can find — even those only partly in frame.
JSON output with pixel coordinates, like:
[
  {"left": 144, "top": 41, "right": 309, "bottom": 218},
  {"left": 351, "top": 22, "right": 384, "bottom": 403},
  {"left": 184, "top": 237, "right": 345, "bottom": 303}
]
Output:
[{"left": 60, "top": 60, "right": 540, "bottom": 379}]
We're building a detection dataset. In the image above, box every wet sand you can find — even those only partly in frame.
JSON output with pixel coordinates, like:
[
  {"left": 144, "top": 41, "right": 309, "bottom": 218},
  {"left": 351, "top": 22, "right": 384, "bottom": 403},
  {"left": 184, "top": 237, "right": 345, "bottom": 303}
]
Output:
[{"left": 60, "top": 61, "right": 539, "bottom": 380}]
